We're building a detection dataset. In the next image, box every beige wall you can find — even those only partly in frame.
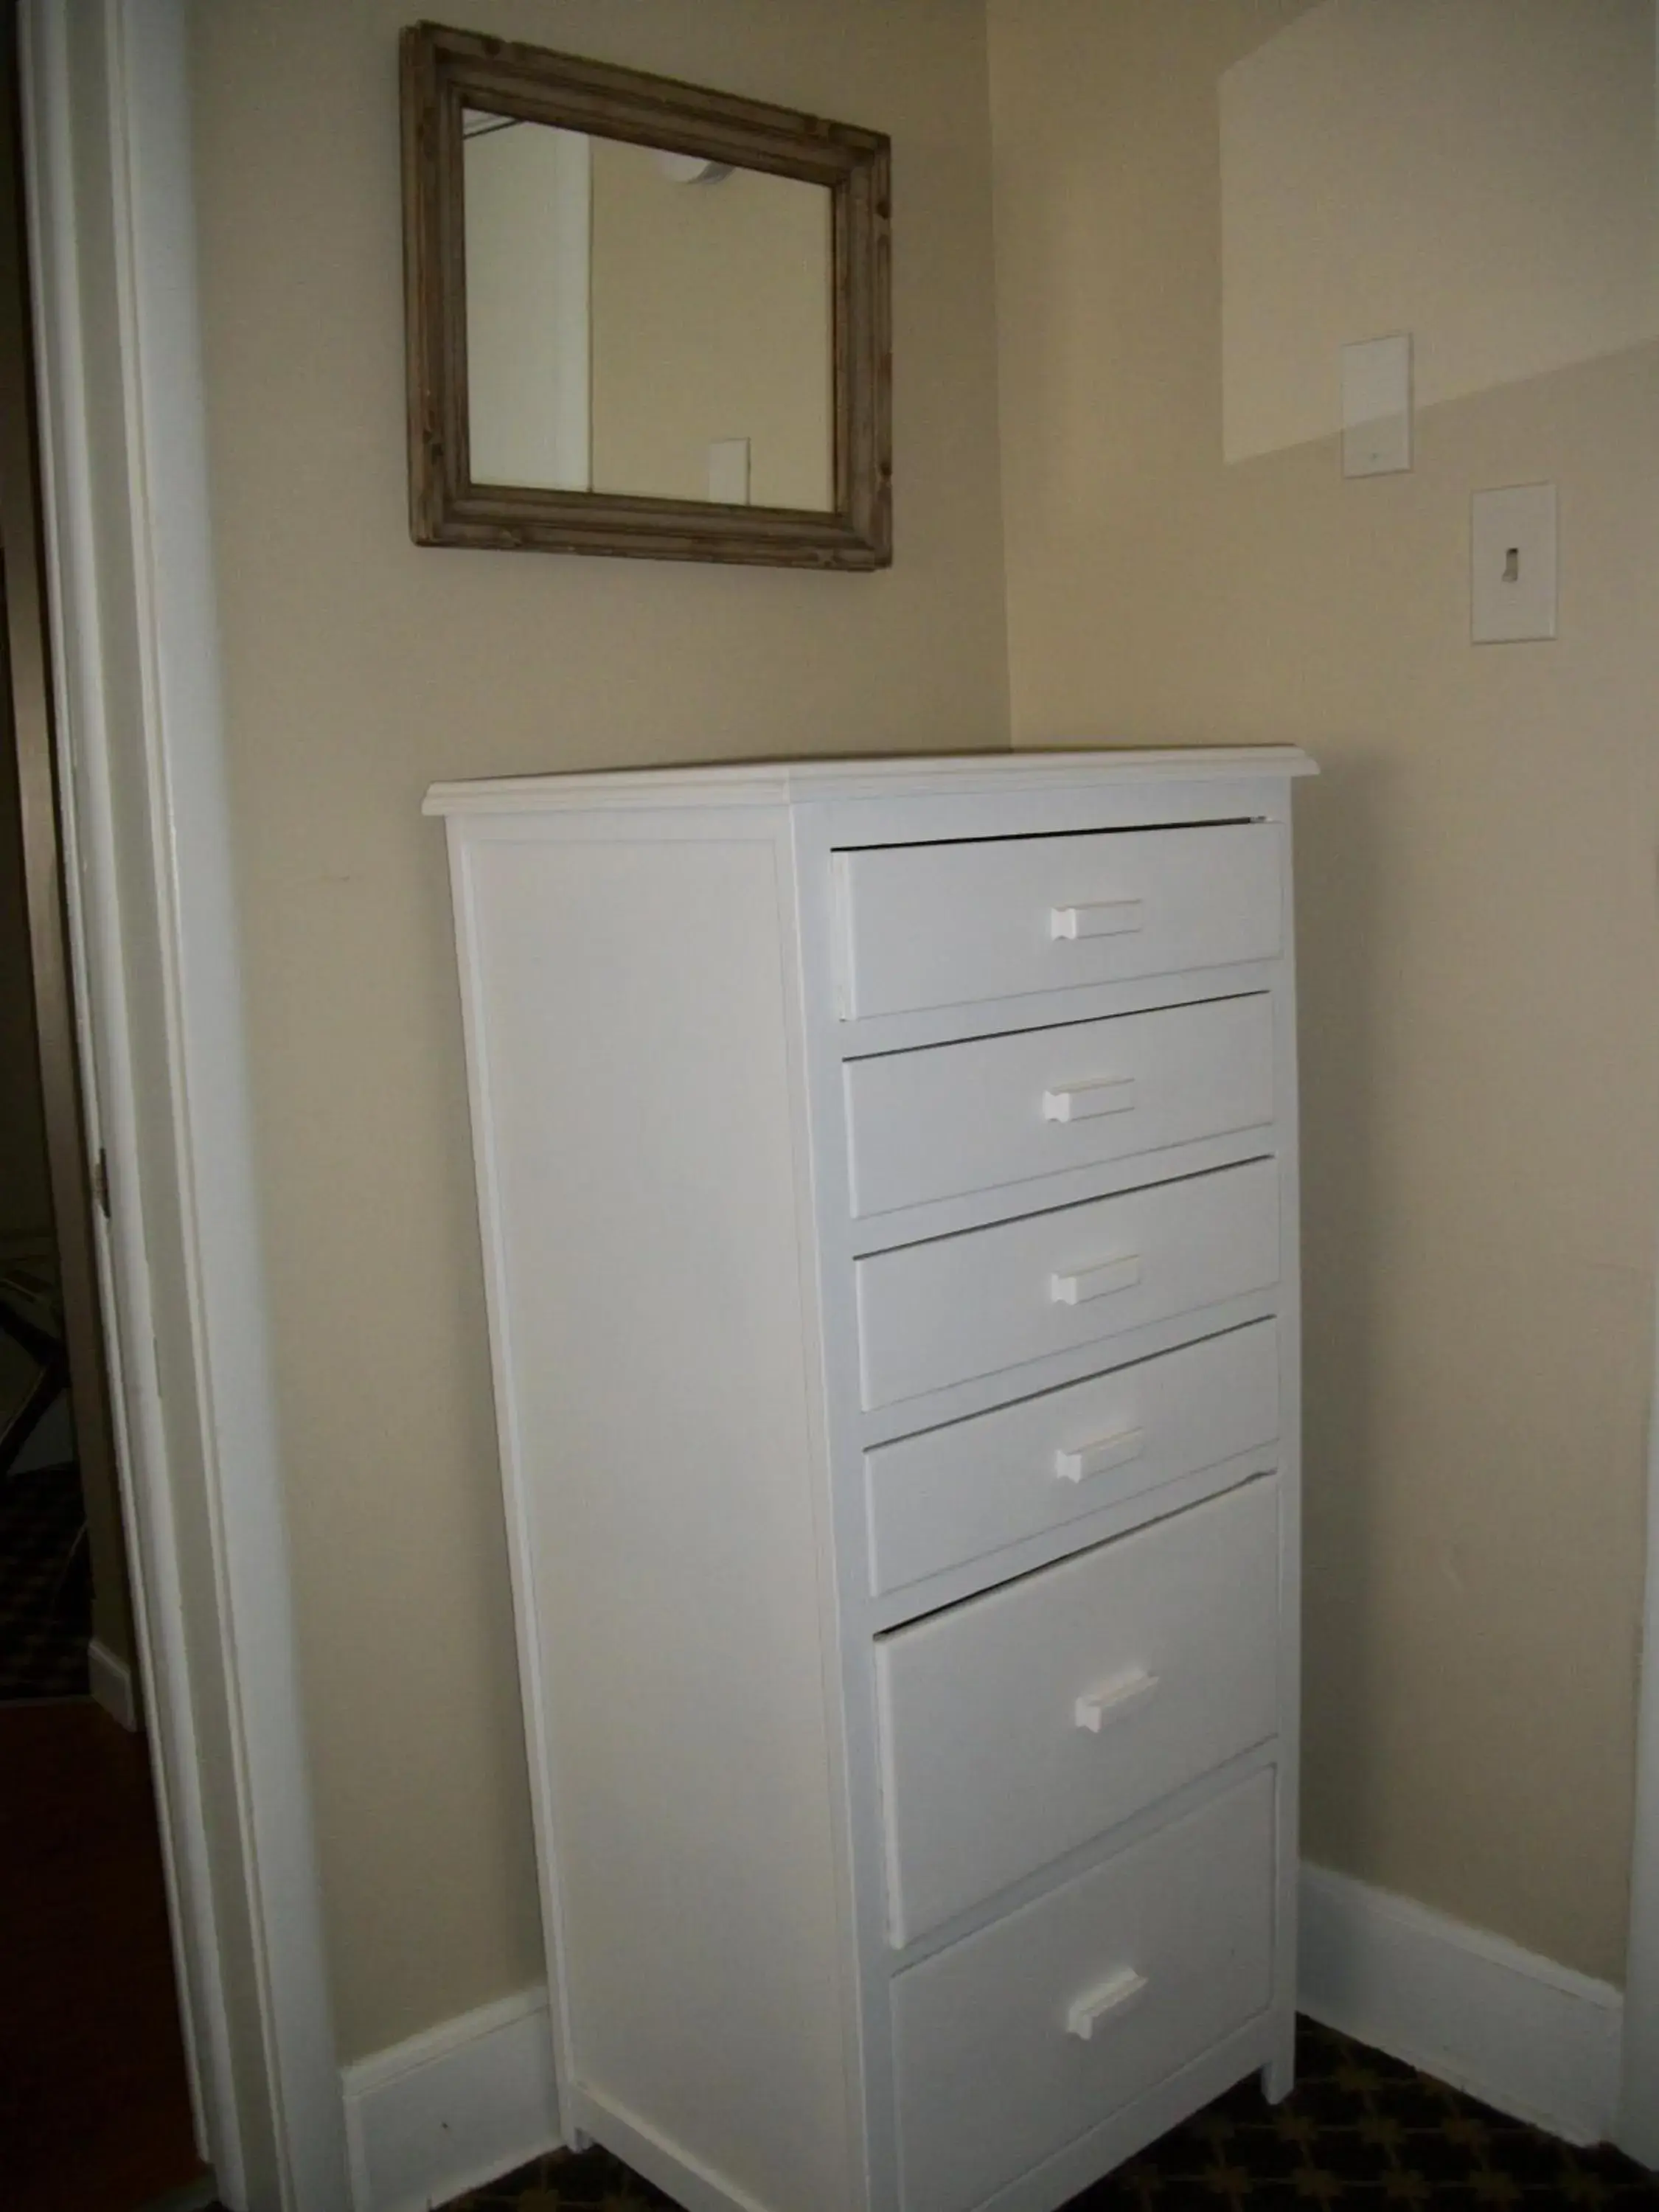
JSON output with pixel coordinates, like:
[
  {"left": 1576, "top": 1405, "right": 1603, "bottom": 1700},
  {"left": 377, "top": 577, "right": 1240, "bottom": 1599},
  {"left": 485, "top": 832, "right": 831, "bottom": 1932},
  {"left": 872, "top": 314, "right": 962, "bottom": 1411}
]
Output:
[
  {"left": 590, "top": 138, "right": 833, "bottom": 509},
  {"left": 1219, "top": 0, "right": 1658, "bottom": 462},
  {"left": 189, "top": 0, "right": 1007, "bottom": 2060},
  {"left": 990, "top": 0, "right": 1659, "bottom": 1981}
]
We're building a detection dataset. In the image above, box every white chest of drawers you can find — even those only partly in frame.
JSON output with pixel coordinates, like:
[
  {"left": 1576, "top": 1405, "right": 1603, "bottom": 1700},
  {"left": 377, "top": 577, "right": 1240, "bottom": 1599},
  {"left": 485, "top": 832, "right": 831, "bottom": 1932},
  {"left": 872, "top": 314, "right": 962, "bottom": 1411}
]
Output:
[{"left": 427, "top": 748, "right": 1315, "bottom": 2212}]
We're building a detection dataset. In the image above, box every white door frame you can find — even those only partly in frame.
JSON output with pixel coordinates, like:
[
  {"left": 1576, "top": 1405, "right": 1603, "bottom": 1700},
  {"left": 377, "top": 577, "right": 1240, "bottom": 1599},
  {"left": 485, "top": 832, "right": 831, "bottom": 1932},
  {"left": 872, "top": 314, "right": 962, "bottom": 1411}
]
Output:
[
  {"left": 1629, "top": 16, "right": 1659, "bottom": 2171},
  {"left": 18, "top": 4, "right": 348, "bottom": 2205},
  {"left": 1626, "top": 0, "right": 1659, "bottom": 2051},
  {"left": 1621, "top": 1298, "right": 1659, "bottom": 2159}
]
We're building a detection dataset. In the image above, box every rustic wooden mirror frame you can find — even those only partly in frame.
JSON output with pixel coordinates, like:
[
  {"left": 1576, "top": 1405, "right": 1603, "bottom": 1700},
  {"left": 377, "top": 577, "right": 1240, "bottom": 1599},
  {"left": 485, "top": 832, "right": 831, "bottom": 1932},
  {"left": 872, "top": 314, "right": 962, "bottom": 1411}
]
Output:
[{"left": 401, "top": 24, "right": 892, "bottom": 568}]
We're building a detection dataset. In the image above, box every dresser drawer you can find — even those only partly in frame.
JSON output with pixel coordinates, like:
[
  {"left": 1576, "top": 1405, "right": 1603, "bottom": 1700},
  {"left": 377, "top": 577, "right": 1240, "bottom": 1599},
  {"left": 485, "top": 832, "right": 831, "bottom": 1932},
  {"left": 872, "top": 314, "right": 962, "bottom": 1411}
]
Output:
[
  {"left": 875, "top": 1475, "right": 1279, "bottom": 1944},
  {"left": 845, "top": 993, "right": 1273, "bottom": 1218},
  {"left": 835, "top": 823, "right": 1282, "bottom": 1021},
  {"left": 865, "top": 1318, "right": 1279, "bottom": 1596},
  {"left": 892, "top": 1768, "right": 1276, "bottom": 2212},
  {"left": 856, "top": 1157, "right": 1279, "bottom": 1411}
]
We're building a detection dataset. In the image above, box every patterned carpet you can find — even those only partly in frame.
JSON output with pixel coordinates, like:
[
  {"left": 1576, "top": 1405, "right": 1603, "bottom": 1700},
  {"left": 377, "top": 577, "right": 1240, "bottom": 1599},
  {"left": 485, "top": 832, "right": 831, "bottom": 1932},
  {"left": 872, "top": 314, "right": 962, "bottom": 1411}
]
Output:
[
  {"left": 0, "top": 1460, "right": 89, "bottom": 1703},
  {"left": 443, "top": 2021, "right": 1659, "bottom": 2209}
]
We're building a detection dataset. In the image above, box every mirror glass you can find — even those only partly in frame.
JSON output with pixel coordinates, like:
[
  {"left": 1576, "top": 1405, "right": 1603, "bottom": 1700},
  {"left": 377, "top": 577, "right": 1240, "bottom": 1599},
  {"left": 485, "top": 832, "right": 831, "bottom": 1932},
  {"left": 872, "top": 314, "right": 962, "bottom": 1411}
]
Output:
[{"left": 463, "top": 112, "right": 835, "bottom": 510}]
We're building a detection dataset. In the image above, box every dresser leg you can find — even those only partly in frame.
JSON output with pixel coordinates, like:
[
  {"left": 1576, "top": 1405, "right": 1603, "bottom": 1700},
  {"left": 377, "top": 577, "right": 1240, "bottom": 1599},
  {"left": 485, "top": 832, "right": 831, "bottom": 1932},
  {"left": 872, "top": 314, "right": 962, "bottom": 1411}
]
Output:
[{"left": 1262, "top": 2030, "right": 1297, "bottom": 2104}]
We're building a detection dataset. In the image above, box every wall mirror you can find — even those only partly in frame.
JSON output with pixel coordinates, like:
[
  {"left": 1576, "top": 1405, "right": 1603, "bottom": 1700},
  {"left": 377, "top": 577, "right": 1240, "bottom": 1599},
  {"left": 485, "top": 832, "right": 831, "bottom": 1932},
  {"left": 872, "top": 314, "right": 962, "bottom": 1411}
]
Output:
[{"left": 401, "top": 24, "right": 892, "bottom": 568}]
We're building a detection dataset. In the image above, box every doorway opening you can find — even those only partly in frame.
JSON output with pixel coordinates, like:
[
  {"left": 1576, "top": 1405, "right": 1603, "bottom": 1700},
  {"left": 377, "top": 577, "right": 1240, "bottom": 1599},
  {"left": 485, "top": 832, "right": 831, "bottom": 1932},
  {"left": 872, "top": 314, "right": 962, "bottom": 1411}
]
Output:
[{"left": 0, "top": 7, "right": 213, "bottom": 2206}]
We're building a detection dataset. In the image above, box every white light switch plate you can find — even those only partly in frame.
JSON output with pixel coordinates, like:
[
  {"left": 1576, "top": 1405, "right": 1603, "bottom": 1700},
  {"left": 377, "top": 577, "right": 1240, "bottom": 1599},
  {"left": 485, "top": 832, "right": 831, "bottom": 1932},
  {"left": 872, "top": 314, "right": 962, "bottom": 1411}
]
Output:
[
  {"left": 1342, "top": 334, "right": 1412, "bottom": 477},
  {"left": 1471, "top": 483, "right": 1557, "bottom": 644}
]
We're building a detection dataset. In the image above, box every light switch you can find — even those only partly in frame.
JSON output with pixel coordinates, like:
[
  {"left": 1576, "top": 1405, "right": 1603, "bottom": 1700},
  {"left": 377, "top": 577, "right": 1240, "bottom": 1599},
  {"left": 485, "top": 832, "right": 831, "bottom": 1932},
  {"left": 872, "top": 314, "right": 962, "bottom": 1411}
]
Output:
[
  {"left": 708, "top": 437, "right": 751, "bottom": 505},
  {"left": 1342, "top": 334, "right": 1412, "bottom": 477},
  {"left": 1471, "top": 484, "right": 1557, "bottom": 644}
]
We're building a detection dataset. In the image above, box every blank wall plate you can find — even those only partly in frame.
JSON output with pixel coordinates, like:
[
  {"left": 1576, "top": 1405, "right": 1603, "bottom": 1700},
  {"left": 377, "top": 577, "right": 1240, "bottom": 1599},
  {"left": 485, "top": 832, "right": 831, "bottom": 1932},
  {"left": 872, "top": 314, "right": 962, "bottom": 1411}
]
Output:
[
  {"left": 1471, "top": 483, "right": 1557, "bottom": 644},
  {"left": 1342, "top": 334, "right": 1412, "bottom": 477},
  {"left": 708, "top": 437, "right": 751, "bottom": 505}
]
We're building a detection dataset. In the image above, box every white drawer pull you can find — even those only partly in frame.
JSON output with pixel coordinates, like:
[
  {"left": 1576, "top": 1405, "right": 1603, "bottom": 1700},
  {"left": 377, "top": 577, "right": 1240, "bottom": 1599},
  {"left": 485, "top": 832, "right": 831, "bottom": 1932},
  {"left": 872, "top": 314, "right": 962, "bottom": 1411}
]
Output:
[
  {"left": 1043, "top": 1077, "right": 1137, "bottom": 1124},
  {"left": 1074, "top": 1668, "right": 1159, "bottom": 1734},
  {"left": 1050, "top": 899, "right": 1144, "bottom": 942},
  {"left": 1065, "top": 1966, "right": 1150, "bottom": 2041},
  {"left": 1054, "top": 1425, "right": 1146, "bottom": 1484},
  {"left": 1051, "top": 1253, "right": 1141, "bottom": 1305}
]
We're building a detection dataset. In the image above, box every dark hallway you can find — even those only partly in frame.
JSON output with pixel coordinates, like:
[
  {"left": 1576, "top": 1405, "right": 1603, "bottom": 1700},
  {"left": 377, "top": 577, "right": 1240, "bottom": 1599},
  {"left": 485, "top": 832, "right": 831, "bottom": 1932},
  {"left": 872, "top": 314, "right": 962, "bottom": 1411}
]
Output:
[{"left": 0, "top": 1700, "right": 206, "bottom": 2212}]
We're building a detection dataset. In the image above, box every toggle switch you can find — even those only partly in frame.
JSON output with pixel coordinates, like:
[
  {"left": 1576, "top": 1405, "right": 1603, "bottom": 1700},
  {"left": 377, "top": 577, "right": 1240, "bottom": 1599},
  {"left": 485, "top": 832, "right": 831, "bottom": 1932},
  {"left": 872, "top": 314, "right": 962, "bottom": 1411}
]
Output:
[{"left": 1471, "top": 483, "right": 1557, "bottom": 643}]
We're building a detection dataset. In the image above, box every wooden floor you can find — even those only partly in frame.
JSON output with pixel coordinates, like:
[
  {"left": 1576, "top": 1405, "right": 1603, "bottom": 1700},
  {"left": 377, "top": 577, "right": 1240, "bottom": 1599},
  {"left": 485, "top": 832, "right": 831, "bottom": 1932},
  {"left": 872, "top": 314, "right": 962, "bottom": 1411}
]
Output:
[{"left": 0, "top": 1698, "right": 206, "bottom": 2212}]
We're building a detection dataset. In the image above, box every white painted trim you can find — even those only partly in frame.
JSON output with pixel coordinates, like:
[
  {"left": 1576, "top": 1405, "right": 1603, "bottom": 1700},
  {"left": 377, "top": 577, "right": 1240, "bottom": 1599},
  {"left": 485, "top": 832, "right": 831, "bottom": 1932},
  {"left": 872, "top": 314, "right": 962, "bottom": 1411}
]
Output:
[
  {"left": 549, "top": 127, "right": 591, "bottom": 491},
  {"left": 18, "top": 4, "right": 347, "bottom": 2205},
  {"left": 20, "top": 2, "right": 237, "bottom": 2187},
  {"left": 1299, "top": 1863, "right": 1624, "bottom": 2146},
  {"left": 1620, "top": 1119, "right": 1659, "bottom": 2163},
  {"left": 342, "top": 1989, "right": 563, "bottom": 2212},
  {"left": 1627, "top": 1672, "right": 1659, "bottom": 2159},
  {"left": 423, "top": 745, "right": 1319, "bottom": 816},
  {"left": 89, "top": 1635, "right": 139, "bottom": 1731},
  {"left": 1628, "top": 46, "right": 1659, "bottom": 2157},
  {"left": 1623, "top": 343, "right": 1659, "bottom": 2138}
]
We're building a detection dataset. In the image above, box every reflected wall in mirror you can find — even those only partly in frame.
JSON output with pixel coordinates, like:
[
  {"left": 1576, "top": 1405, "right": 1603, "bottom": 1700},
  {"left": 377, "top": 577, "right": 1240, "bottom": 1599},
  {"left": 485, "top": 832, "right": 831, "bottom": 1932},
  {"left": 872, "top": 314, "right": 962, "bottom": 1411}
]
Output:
[
  {"left": 404, "top": 25, "right": 891, "bottom": 566},
  {"left": 464, "top": 115, "right": 834, "bottom": 509}
]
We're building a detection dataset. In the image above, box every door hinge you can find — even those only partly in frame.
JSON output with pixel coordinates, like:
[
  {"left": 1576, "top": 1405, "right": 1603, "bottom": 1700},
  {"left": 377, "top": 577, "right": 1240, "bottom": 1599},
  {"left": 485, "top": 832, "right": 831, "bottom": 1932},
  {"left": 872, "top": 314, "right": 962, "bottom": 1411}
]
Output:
[{"left": 94, "top": 1147, "right": 111, "bottom": 1221}]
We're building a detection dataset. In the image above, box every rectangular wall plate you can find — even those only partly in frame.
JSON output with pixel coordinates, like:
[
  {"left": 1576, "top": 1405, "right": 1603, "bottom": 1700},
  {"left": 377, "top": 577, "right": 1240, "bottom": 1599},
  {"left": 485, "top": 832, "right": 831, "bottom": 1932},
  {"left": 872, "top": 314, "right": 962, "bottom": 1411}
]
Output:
[
  {"left": 1472, "top": 483, "right": 1557, "bottom": 643},
  {"left": 707, "top": 437, "right": 752, "bottom": 505},
  {"left": 1341, "top": 334, "right": 1412, "bottom": 477}
]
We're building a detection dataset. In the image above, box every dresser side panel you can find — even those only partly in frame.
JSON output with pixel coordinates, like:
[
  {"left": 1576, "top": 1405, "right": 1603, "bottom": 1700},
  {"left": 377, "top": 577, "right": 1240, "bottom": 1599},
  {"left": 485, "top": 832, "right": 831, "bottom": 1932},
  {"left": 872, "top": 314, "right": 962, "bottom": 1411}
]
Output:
[{"left": 451, "top": 821, "right": 852, "bottom": 2212}]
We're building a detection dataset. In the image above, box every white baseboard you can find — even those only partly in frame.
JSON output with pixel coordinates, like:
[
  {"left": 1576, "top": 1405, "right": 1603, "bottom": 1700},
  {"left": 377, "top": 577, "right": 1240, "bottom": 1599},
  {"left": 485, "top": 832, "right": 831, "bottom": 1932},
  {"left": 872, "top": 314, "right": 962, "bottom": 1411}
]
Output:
[
  {"left": 336, "top": 1870, "right": 1623, "bottom": 2212},
  {"left": 88, "top": 1636, "right": 138, "bottom": 1731},
  {"left": 1300, "top": 1863, "right": 1624, "bottom": 2144},
  {"left": 342, "top": 1987, "right": 563, "bottom": 2212}
]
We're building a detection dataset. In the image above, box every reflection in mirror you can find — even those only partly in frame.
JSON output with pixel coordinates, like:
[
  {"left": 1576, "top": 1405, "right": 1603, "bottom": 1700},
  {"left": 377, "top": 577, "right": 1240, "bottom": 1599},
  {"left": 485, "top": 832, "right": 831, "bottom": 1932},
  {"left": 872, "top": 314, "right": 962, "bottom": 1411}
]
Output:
[{"left": 463, "top": 112, "right": 834, "bottom": 510}]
